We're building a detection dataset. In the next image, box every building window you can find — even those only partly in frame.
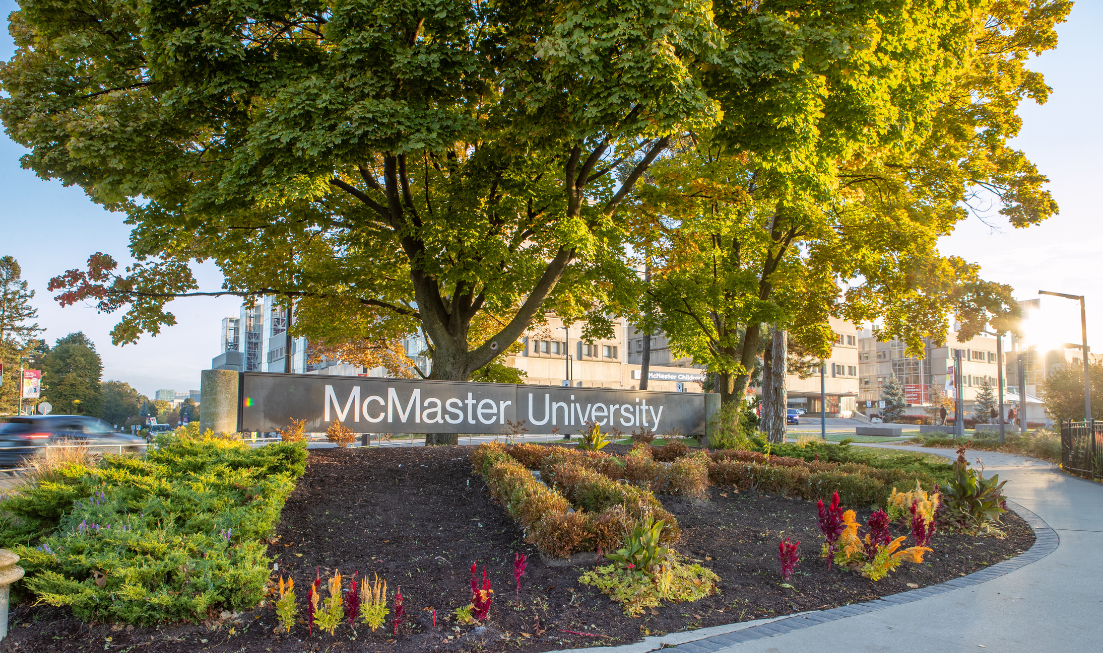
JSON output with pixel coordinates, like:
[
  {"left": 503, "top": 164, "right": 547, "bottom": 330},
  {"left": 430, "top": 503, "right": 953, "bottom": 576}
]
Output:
[
  {"left": 636, "top": 339, "right": 642, "bottom": 349},
  {"left": 848, "top": 366, "right": 856, "bottom": 376},
  {"left": 988, "top": 352, "right": 996, "bottom": 363},
  {"left": 539, "top": 340, "right": 548, "bottom": 354},
  {"left": 847, "top": 335, "right": 855, "bottom": 345},
  {"left": 834, "top": 333, "right": 844, "bottom": 345},
  {"left": 551, "top": 341, "right": 560, "bottom": 354}
]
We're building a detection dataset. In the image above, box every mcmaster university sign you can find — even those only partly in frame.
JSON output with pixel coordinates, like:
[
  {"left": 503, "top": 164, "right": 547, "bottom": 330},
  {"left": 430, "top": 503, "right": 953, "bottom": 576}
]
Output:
[{"left": 237, "top": 373, "right": 707, "bottom": 436}]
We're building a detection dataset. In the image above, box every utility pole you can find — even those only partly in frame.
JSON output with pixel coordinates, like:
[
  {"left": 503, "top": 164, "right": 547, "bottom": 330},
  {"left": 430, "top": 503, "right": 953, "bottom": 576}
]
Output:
[
  {"left": 997, "top": 333, "right": 1006, "bottom": 444},
  {"left": 820, "top": 362, "right": 826, "bottom": 441},
  {"left": 1018, "top": 352, "right": 1027, "bottom": 437},
  {"left": 559, "top": 325, "right": 571, "bottom": 386},
  {"left": 955, "top": 349, "right": 965, "bottom": 440},
  {"left": 639, "top": 263, "right": 652, "bottom": 391}
]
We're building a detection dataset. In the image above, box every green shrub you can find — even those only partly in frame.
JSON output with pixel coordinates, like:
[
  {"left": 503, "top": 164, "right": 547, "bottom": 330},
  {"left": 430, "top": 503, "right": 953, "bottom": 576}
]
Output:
[
  {"left": 940, "top": 449, "right": 1008, "bottom": 533},
  {"left": 707, "top": 403, "right": 752, "bottom": 450},
  {"left": 707, "top": 455, "right": 940, "bottom": 509},
  {"left": 667, "top": 452, "right": 710, "bottom": 499},
  {"left": 2, "top": 434, "right": 308, "bottom": 624}
]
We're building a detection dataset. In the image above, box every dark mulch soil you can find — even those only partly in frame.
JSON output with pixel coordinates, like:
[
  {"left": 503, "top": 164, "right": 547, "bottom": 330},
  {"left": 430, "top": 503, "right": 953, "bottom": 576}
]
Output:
[{"left": 1, "top": 446, "right": 1035, "bottom": 653}]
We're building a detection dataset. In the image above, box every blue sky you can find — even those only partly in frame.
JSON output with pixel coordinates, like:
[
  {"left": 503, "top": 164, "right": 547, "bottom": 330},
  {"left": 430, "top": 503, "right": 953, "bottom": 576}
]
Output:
[{"left": 2, "top": 1, "right": 1101, "bottom": 397}]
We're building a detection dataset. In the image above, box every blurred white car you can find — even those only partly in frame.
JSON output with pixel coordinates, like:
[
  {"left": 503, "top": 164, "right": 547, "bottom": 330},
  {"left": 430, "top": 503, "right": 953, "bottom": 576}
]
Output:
[{"left": 870, "top": 416, "right": 883, "bottom": 424}]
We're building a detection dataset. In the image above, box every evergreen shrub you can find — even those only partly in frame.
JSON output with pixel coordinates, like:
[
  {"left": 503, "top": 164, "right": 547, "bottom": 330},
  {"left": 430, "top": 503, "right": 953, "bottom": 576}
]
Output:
[{"left": 0, "top": 433, "right": 308, "bottom": 624}]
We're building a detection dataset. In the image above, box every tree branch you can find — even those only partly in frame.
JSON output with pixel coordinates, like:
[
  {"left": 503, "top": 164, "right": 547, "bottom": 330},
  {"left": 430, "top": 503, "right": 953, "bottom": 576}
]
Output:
[
  {"left": 604, "top": 137, "right": 670, "bottom": 214},
  {"left": 329, "top": 178, "right": 390, "bottom": 221}
]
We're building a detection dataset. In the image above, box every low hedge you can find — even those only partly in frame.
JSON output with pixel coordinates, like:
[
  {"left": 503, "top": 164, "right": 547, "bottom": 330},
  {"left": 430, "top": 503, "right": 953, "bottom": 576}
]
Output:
[
  {"left": 707, "top": 458, "right": 938, "bottom": 508},
  {"left": 473, "top": 443, "right": 680, "bottom": 558},
  {"left": 1, "top": 434, "right": 308, "bottom": 625},
  {"left": 507, "top": 442, "right": 709, "bottom": 499}
]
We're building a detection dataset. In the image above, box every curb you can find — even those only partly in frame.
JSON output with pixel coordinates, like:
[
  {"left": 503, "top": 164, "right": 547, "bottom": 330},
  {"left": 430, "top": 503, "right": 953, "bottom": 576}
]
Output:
[{"left": 557, "top": 499, "right": 1058, "bottom": 653}]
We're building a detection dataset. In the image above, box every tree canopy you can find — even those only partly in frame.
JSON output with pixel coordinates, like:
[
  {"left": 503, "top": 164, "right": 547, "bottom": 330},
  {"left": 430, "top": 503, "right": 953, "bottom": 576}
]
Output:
[
  {"left": 625, "top": 0, "right": 1067, "bottom": 402},
  {"left": 101, "top": 380, "right": 148, "bottom": 426},
  {"left": 1, "top": 0, "right": 1068, "bottom": 404},
  {"left": 41, "top": 332, "right": 104, "bottom": 416},
  {"left": 1042, "top": 360, "right": 1102, "bottom": 422}
]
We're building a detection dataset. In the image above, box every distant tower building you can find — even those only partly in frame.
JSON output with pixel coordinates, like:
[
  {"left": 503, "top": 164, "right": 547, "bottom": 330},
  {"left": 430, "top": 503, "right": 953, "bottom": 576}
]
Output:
[{"left": 155, "top": 389, "right": 176, "bottom": 402}]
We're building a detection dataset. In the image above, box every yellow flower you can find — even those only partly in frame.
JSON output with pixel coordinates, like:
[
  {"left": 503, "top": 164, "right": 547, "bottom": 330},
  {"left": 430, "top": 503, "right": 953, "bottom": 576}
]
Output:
[{"left": 892, "top": 546, "right": 932, "bottom": 564}]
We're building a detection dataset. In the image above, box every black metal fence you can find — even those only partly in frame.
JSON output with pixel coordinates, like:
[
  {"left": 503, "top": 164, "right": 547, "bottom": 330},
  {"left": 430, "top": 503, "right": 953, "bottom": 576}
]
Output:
[{"left": 1060, "top": 420, "right": 1103, "bottom": 480}]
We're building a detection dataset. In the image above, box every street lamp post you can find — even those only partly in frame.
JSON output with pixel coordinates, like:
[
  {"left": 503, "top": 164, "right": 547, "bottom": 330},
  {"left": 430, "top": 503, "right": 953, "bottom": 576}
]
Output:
[
  {"left": 1018, "top": 352, "right": 1027, "bottom": 437},
  {"left": 983, "top": 330, "right": 1008, "bottom": 444},
  {"left": 559, "top": 325, "right": 571, "bottom": 386},
  {"left": 1038, "top": 291, "right": 1091, "bottom": 424},
  {"left": 820, "top": 363, "right": 826, "bottom": 441}
]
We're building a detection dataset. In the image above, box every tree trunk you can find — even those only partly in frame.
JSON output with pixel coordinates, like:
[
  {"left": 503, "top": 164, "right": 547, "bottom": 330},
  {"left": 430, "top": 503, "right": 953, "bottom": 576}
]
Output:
[
  {"left": 639, "top": 263, "right": 651, "bottom": 390},
  {"left": 765, "top": 326, "right": 787, "bottom": 444},
  {"left": 425, "top": 433, "right": 459, "bottom": 446},
  {"left": 730, "top": 323, "right": 764, "bottom": 405},
  {"left": 760, "top": 338, "right": 773, "bottom": 436}
]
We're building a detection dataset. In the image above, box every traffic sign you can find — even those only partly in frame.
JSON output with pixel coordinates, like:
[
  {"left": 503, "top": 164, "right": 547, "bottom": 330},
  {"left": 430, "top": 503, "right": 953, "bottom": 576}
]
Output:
[{"left": 37, "top": 401, "right": 52, "bottom": 415}]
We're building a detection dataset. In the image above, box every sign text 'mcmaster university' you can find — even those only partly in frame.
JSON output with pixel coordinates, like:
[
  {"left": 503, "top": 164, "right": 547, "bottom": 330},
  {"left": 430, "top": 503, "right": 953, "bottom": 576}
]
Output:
[{"left": 240, "top": 373, "right": 706, "bottom": 435}]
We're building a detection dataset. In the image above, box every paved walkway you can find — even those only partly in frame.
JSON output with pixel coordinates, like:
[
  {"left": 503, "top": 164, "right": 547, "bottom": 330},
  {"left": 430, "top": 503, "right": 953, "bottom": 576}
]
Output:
[{"left": 567, "top": 446, "right": 1102, "bottom": 653}]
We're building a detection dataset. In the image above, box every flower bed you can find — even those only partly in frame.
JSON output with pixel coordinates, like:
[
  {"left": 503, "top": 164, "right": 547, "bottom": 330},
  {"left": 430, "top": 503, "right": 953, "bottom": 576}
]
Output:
[
  {"left": 0, "top": 434, "right": 308, "bottom": 624},
  {"left": 1, "top": 446, "right": 1035, "bottom": 653}
]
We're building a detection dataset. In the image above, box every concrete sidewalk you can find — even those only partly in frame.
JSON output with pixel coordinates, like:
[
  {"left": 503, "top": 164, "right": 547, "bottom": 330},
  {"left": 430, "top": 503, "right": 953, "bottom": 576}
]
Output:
[{"left": 668, "top": 447, "right": 1098, "bottom": 653}]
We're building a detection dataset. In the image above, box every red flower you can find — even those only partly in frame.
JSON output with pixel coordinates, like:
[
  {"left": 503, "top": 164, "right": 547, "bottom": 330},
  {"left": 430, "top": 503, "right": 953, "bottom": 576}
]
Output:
[{"left": 778, "top": 539, "right": 800, "bottom": 581}]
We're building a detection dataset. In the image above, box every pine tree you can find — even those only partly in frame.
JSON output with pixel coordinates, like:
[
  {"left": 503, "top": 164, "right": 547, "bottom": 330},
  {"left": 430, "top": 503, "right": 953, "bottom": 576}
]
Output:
[
  {"left": 973, "top": 377, "right": 999, "bottom": 423},
  {"left": 0, "top": 256, "right": 45, "bottom": 413},
  {"left": 882, "top": 375, "right": 907, "bottom": 423}
]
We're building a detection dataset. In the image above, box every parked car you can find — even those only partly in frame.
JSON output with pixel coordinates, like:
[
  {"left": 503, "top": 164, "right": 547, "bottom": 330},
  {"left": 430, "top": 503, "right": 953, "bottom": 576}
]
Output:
[
  {"left": 870, "top": 415, "right": 883, "bottom": 424},
  {"left": 786, "top": 409, "right": 800, "bottom": 425},
  {"left": 0, "top": 416, "right": 146, "bottom": 468}
]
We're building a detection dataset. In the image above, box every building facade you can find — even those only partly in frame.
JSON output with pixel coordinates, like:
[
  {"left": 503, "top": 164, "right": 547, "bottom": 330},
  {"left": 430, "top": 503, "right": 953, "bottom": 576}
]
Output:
[
  {"left": 781, "top": 318, "right": 861, "bottom": 417},
  {"left": 858, "top": 327, "right": 1002, "bottom": 414},
  {"left": 506, "top": 316, "right": 705, "bottom": 393}
]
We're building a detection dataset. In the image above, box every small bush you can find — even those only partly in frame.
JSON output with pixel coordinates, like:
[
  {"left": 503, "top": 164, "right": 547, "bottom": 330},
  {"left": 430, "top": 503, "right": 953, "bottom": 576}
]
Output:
[
  {"left": 707, "top": 403, "right": 752, "bottom": 450},
  {"left": 892, "top": 415, "right": 930, "bottom": 425},
  {"left": 653, "top": 441, "right": 689, "bottom": 462},
  {"left": 631, "top": 427, "right": 657, "bottom": 445},
  {"left": 667, "top": 452, "right": 710, "bottom": 499},
  {"left": 325, "top": 419, "right": 357, "bottom": 448},
  {"left": 277, "top": 418, "right": 308, "bottom": 443}
]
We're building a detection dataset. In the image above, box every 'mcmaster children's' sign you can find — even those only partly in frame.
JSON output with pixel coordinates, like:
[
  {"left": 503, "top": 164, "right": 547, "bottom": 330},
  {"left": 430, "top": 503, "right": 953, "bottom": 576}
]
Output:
[{"left": 240, "top": 373, "right": 706, "bottom": 435}]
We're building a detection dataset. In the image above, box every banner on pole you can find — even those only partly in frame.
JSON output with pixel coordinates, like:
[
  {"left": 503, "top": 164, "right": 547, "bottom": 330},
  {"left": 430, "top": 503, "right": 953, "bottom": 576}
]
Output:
[{"left": 22, "top": 369, "right": 41, "bottom": 399}]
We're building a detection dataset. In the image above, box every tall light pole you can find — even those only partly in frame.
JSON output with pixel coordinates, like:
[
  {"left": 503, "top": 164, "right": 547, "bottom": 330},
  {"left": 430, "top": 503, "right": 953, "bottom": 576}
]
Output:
[
  {"left": 1018, "top": 351, "right": 1027, "bottom": 437},
  {"left": 1038, "top": 291, "right": 1091, "bottom": 424},
  {"left": 983, "top": 329, "right": 1008, "bottom": 444},
  {"left": 559, "top": 325, "right": 571, "bottom": 386},
  {"left": 820, "top": 362, "right": 826, "bottom": 440},
  {"left": 954, "top": 348, "right": 965, "bottom": 440}
]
